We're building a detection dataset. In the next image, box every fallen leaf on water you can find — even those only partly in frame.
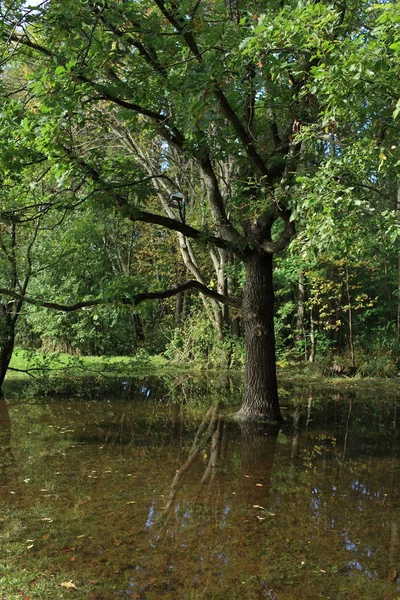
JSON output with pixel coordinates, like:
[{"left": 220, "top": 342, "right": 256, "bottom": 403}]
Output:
[{"left": 60, "top": 581, "right": 78, "bottom": 589}]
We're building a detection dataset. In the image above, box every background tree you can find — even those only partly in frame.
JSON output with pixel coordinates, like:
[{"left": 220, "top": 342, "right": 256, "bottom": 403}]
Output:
[{"left": 1, "top": 0, "right": 399, "bottom": 418}]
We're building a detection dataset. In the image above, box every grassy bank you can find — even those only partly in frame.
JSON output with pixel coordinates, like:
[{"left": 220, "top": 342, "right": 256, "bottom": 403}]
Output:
[
  {"left": 6, "top": 349, "right": 400, "bottom": 397},
  {"left": 7, "top": 348, "right": 172, "bottom": 380}
]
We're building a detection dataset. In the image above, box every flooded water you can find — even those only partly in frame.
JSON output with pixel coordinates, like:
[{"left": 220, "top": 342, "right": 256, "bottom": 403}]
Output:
[{"left": 0, "top": 375, "right": 399, "bottom": 599}]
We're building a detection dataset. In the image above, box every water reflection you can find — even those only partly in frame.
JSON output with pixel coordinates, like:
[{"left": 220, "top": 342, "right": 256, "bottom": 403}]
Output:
[
  {"left": 0, "top": 393, "right": 18, "bottom": 501},
  {"left": 0, "top": 377, "right": 399, "bottom": 599}
]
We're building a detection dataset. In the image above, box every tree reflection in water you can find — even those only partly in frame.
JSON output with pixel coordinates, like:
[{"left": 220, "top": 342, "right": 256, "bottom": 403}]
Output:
[
  {"left": 0, "top": 378, "right": 399, "bottom": 600},
  {"left": 0, "top": 393, "right": 18, "bottom": 501}
]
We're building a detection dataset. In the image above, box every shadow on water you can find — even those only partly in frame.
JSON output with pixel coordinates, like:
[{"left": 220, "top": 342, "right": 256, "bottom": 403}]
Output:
[{"left": 0, "top": 375, "right": 399, "bottom": 599}]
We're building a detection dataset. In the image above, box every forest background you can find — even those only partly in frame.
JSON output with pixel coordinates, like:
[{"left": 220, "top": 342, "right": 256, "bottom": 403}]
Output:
[{"left": 0, "top": 0, "right": 399, "bottom": 399}]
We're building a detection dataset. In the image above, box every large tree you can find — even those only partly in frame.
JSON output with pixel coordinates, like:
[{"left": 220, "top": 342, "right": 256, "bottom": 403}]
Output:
[{"left": 1, "top": 0, "right": 398, "bottom": 419}]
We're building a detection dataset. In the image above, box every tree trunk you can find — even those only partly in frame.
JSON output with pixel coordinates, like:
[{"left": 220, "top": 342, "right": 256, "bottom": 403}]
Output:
[
  {"left": 0, "top": 322, "right": 15, "bottom": 388},
  {"left": 344, "top": 262, "right": 355, "bottom": 368},
  {"left": 295, "top": 271, "right": 307, "bottom": 360},
  {"left": 309, "top": 307, "right": 316, "bottom": 363},
  {"left": 235, "top": 253, "right": 282, "bottom": 422},
  {"left": 131, "top": 312, "right": 144, "bottom": 342},
  {"left": 397, "top": 182, "right": 400, "bottom": 343}
]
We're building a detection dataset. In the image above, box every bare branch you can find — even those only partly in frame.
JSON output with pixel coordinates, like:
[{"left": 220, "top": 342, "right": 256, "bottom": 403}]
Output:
[
  {"left": 0, "top": 289, "right": 103, "bottom": 312},
  {"left": 130, "top": 280, "right": 241, "bottom": 308},
  {"left": 132, "top": 210, "right": 239, "bottom": 252},
  {"left": 0, "top": 280, "right": 241, "bottom": 311}
]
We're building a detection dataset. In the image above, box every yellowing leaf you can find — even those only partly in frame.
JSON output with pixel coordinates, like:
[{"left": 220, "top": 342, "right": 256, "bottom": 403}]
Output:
[{"left": 60, "top": 581, "right": 78, "bottom": 589}]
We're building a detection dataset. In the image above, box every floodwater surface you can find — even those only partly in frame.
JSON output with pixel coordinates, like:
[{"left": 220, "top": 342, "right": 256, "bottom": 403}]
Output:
[{"left": 0, "top": 376, "right": 399, "bottom": 599}]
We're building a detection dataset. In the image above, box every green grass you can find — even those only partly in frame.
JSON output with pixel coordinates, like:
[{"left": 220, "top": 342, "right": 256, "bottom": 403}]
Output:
[
  {"left": 279, "top": 360, "right": 400, "bottom": 394},
  {"left": 7, "top": 348, "right": 400, "bottom": 396},
  {"left": 7, "top": 348, "right": 172, "bottom": 381}
]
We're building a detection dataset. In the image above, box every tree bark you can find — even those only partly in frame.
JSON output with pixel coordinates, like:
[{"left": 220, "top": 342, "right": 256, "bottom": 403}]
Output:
[
  {"left": 397, "top": 182, "right": 400, "bottom": 344},
  {"left": 235, "top": 253, "right": 282, "bottom": 422},
  {"left": 0, "top": 321, "right": 15, "bottom": 389}
]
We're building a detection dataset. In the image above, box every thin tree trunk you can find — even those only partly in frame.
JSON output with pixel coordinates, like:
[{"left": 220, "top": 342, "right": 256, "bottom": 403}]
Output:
[
  {"left": 131, "top": 312, "right": 144, "bottom": 342},
  {"left": 235, "top": 253, "right": 282, "bottom": 422},
  {"left": 295, "top": 270, "right": 307, "bottom": 360},
  {"left": 309, "top": 307, "right": 316, "bottom": 363},
  {"left": 345, "top": 262, "right": 355, "bottom": 368}
]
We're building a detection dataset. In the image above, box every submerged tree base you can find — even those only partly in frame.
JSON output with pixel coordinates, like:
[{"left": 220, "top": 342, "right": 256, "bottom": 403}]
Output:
[{"left": 233, "top": 407, "right": 283, "bottom": 424}]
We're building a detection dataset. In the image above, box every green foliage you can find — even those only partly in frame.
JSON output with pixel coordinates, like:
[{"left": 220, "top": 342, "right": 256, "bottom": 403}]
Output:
[
  {"left": 1, "top": 0, "right": 399, "bottom": 384},
  {"left": 164, "top": 311, "right": 244, "bottom": 369}
]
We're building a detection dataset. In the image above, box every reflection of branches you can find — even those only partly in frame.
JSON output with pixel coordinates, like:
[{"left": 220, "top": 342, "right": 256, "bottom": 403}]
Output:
[
  {"left": 162, "top": 403, "right": 220, "bottom": 514},
  {"left": 201, "top": 420, "right": 222, "bottom": 486},
  {"left": 337, "top": 398, "right": 353, "bottom": 495},
  {"left": 291, "top": 403, "right": 301, "bottom": 461},
  {"left": 0, "top": 394, "right": 18, "bottom": 498}
]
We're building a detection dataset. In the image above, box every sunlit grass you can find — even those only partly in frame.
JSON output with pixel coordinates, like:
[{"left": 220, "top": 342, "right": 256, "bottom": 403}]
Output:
[{"left": 7, "top": 348, "right": 173, "bottom": 381}]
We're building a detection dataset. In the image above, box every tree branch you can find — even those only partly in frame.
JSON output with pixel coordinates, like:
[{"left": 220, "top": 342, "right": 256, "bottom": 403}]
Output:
[
  {"left": 5, "top": 32, "right": 184, "bottom": 143},
  {"left": 64, "top": 149, "right": 242, "bottom": 252},
  {"left": 134, "top": 210, "right": 245, "bottom": 252},
  {"left": 0, "top": 288, "right": 103, "bottom": 312},
  {"left": 260, "top": 219, "right": 296, "bottom": 254},
  {"left": 129, "top": 280, "right": 241, "bottom": 308},
  {"left": 0, "top": 280, "right": 241, "bottom": 311}
]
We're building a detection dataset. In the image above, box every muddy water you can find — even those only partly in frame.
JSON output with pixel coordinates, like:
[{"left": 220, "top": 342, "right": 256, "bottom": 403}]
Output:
[{"left": 0, "top": 377, "right": 399, "bottom": 599}]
